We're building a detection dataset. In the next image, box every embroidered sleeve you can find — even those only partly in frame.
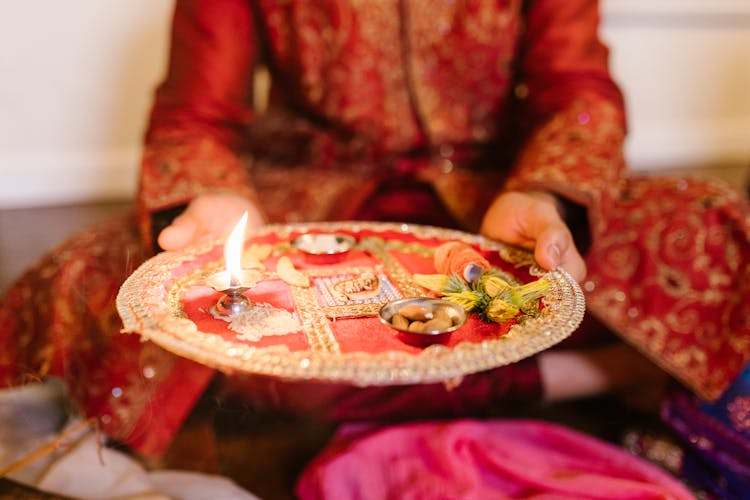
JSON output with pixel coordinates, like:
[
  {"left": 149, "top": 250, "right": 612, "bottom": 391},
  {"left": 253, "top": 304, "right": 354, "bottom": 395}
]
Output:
[
  {"left": 504, "top": 0, "right": 627, "bottom": 217},
  {"left": 136, "top": 0, "right": 260, "bottom": 247}
]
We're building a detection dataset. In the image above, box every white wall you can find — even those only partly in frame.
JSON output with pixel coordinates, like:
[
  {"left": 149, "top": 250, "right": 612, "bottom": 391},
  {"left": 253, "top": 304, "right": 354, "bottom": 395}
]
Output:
[
  {"left": 0, "top": 1, "right": 174, "bottom": 208},
  {"left": 0, "top": 0, "right": 749, "bottom": 209},
  {"left": 601, "top": 0, "right": 750, "bottom": 182}
]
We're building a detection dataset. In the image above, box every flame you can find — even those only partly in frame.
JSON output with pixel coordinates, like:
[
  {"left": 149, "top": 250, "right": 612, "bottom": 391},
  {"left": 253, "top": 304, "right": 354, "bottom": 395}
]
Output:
[{"left": 224, "top": 212, "right": 248, "bottom": 286}]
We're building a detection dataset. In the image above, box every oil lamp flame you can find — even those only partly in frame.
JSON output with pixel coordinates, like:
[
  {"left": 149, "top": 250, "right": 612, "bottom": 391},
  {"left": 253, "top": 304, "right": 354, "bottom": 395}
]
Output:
[
  {"left": 204, "top": 211, "right": 262, "bottom": 318},
  {"left": 224, "top": 211, "right": 248, "bottom": 286}
]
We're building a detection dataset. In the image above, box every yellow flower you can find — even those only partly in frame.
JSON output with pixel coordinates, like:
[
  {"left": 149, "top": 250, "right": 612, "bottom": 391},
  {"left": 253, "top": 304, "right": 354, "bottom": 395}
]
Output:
[
  {"left": 479, "top": 274, "right": 511, "bottom": 297},
  {"left": 413, "top": 273, "right": 451, "bottom": 293},
  {"left": 507, "top": 278, "right": 550, "bottom": 309},
  {"left": 443, "top": 290, "right": 482, "bottom": 312},
  {"left": 485, "top": 297, "right": 520, "bottom": 322}
]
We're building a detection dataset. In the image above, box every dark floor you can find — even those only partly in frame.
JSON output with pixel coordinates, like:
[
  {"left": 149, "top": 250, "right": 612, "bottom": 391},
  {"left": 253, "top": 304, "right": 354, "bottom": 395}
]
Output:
[{"left": 0, "top": 200, "right": 132, "bottom": 294}]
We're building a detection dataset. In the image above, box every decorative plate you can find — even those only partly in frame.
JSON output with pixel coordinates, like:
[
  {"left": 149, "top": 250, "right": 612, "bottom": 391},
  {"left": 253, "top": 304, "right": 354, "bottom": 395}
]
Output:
[{"left": 116, "top": 222, "right": 584, "bottom": 386}]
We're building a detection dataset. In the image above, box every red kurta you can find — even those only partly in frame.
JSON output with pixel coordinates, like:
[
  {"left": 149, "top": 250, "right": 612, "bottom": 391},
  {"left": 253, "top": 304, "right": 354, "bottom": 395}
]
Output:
[{"left": 2, "top": 0, "right": 749, "bottom": 458}]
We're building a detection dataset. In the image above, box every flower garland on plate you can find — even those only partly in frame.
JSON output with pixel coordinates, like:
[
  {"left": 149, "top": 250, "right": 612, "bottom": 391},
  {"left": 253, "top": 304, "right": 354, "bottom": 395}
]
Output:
[{"left": 413, "top": 241, "right": 550, "bottom": 323}]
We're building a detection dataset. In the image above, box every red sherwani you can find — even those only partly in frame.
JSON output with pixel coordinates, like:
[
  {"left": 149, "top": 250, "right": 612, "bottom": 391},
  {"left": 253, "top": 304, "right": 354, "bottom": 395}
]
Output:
[{"left": 2, "top": 0, "right": 749, "bottom": 458}]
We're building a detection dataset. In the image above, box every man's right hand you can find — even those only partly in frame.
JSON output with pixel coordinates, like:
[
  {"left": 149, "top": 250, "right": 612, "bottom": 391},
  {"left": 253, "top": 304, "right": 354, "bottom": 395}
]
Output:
[{"left": 157, "top": 192, "right": 265, "bottom": 252}]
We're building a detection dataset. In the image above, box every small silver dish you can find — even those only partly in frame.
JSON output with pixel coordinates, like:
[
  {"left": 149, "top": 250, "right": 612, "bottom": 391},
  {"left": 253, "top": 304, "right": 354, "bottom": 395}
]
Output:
[
  {"left": 379, "top": 297, "right": 467, "bottom": 346},
  {"left": 291, "top": 233, "right": 356, "bottom": 258},
  {"left": 203, "top": 269, "right": 264, "bottom": 317}
]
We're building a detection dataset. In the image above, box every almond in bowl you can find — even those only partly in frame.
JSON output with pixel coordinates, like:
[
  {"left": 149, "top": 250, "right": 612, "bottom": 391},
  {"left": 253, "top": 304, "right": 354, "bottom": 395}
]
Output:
[{"left": 379, "top": 297, "right": 466, "bottom": 346}]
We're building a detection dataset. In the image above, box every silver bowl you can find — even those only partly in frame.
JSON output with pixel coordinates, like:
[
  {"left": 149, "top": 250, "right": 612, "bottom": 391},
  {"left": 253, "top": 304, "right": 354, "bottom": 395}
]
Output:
[
  {"left": 379, "top": 297, "right": 466, "bottom": 345},
  {"left": 291, "top": 232, "right": 356, "bottom": 255}
]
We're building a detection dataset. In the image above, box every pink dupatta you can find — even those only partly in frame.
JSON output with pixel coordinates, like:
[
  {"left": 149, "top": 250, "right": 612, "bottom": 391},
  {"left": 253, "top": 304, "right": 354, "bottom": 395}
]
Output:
[{"left": 296, "top": 419, "right": 694, "bottom": 500}]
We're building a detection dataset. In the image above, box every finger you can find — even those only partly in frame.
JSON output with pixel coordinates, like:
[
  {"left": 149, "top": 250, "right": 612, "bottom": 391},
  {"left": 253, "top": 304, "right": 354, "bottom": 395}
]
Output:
[
  {"left": 560, "top": 248, "right": 587, "bottom": 283},
  {"left": 535, "top": 225, "right": 586, "bottom": 282},
  {"left": 533, "top": 224, "right": 568, "bottom": 269},
  {"left": 157, "top": 215, "right": 199, "bottom": 251}
]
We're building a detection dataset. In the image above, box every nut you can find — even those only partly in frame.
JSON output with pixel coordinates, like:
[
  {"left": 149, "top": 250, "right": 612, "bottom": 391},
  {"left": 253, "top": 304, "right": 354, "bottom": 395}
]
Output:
[{"left": 398, "top": 304, "right": 432, "bottom": 321}]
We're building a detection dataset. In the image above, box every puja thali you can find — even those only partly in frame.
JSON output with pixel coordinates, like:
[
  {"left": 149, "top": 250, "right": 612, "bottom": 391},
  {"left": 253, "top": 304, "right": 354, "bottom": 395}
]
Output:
[{"left": 116, "top": 221, "right": 585, "bottom": 386}]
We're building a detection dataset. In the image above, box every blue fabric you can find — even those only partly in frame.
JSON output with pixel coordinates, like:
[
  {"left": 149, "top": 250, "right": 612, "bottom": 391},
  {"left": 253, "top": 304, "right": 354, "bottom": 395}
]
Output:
[
  {"left": 701, "top": 363, "right": 750, "bottom": 441},
  {"left": 663, "top": 363, "right": 750, "bottom": 499}
]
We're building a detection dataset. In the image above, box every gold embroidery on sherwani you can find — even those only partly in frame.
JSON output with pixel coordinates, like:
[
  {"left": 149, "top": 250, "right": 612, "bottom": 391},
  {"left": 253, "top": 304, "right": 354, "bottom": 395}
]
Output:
[
  {"left": 505, "top": 99, "right": 627, "bottom": 210},
  {"left": 406, "top": 0, "right": 521, "bottom": 145},
  {"left": 586, "top": 178, "right": 750, "bottom": 400},
  {"left": 262, "top": 0, "right": 420, "bottom": 152}
]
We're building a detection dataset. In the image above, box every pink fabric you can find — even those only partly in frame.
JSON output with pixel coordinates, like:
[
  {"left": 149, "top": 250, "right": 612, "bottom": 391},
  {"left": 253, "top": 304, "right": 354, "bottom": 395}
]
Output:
[{"left": 296, "top": 419, "right": 694, "bottom": 500}]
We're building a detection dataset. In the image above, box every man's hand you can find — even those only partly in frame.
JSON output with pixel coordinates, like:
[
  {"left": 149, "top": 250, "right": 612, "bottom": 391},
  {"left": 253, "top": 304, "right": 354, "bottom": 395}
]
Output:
[
  {"left": 157, "top": 192, "right": 265, "bottom": 252},
  {"left": 479, "top": 191, "right": 586, "bottom": 282}
]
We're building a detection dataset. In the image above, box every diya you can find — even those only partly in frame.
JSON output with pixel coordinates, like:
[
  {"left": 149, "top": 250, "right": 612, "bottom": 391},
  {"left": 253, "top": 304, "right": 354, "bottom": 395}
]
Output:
[{"left": 202, "top": 212, "right": 263, "bottom": 318}]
